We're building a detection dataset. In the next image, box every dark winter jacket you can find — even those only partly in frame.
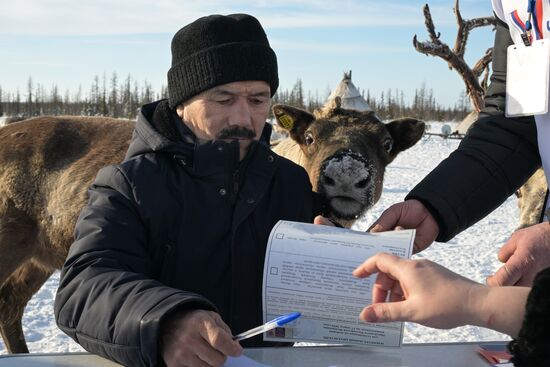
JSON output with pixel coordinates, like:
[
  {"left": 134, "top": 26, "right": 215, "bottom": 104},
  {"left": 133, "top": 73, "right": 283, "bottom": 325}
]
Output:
[
  {"left": 405, "top": 16, "right": 549, "bottom": 365},
  {"left": 509, "top": 266, "right": 550, "bottom": 366},
  {"left": 54, "top": 100, "right": 321, "bottom": 367},
  {"left": 406, "top": 18, "right": 540, "bottom": 242}
]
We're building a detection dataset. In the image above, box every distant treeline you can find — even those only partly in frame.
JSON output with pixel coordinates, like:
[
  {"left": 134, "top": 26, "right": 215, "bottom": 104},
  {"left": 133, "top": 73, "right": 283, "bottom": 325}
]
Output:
[
  {"left": 0, "top": 74, "right": 472, "bottom": 122},
  {"left": 0, "top": 74, "right": 166, "bottom": 120},
  {"left": 274, "top": 79, "right": 472, "bottom": 122}
]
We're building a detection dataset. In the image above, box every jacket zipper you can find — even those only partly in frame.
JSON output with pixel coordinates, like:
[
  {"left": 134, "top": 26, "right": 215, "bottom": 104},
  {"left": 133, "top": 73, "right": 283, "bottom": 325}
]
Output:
[{"left": 232, "top": 169, "right": 240, "bottom": 196}]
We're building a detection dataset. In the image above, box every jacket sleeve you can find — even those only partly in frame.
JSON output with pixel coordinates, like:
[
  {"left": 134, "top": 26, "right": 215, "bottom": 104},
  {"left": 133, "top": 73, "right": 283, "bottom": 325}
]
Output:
[
  {"left": 54, "top": 165, "right": 216, "bottom": 367},
  {"left": 406, "top": 21, "right": 541, "bottom": 242},
  {"left": 479, "top": 16, "right": 511, "bottom": 117}
]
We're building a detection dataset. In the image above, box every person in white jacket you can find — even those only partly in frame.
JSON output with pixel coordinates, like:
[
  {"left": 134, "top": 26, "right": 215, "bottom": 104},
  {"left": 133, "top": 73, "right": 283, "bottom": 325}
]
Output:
[
  {"left": 370, "top": 0, "right": 550, "bottom": 288},
  {"left": 354, "top": 3, "right": 550, "bottom": 364}
]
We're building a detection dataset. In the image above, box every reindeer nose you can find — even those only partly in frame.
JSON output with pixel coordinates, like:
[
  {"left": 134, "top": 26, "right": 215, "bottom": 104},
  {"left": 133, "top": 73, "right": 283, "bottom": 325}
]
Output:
[
  {"left": 320, "top": 151, "right": 372, "bottom": 193},
  {"left": 355, "top": 177, "right": 369, "bottom": 189},
  {"left": 323, "top": 175, "right": 336, "bottom": 186},
  {"left": 322, "top": 174, "right": 369, "bottom": 191},
  {"left": 321, "top": 169, "right": 370, "bottom": 194}
]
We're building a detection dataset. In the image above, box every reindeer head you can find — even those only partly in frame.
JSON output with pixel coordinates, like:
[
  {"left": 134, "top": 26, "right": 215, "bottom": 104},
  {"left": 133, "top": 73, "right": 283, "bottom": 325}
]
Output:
[{"left": 273, "top": 102, "right": 425, "bottom": 226}]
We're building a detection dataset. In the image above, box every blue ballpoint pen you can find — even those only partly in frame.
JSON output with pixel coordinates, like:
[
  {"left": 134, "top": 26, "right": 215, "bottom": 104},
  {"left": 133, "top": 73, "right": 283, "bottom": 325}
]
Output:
[{"left": 233, "top": 312, "right": 301, "bottom": 341}]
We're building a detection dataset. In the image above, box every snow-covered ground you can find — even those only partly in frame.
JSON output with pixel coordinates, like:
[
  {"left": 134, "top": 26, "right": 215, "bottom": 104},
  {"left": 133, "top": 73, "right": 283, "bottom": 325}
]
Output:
[{"left": 0, "top": 121, "right": 514, "bottom": 354}]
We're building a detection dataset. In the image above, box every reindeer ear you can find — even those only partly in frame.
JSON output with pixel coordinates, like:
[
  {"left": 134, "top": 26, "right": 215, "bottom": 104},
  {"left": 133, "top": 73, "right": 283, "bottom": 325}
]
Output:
[
  {"left": 272, "top": 104, "right": 315, "bottom": 145},
  {"left": 385, "top": 117, "right": 426, "bottom": 158}
]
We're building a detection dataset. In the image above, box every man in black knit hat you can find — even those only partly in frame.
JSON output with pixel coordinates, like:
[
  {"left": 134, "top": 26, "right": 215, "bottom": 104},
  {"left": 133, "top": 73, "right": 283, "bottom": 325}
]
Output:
[{"left": 54, "top": 14, "right": 321, "bottom": 367}]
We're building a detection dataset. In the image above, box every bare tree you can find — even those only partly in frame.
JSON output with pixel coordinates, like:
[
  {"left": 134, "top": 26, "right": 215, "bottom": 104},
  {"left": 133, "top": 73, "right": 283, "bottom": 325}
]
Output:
[
  {"left": 50, "top": 84, "right": 61, "bottom": 115},
  {"left": 109, "top": 72, "right": 119, "bottom": 117},
  {"left": 413, "top": 0, "right": 496, "bottom": 112},
  {"left": 26, "top": 77, "right": 33, "bottom": 116},
  {"left": 290, "top": 78, "right": 305, "bottom": 109},
  {"left": 100, "top": 72, "right": 108, "bottom": 116},
  {"left": 89, "top": 75, "right": 101, "bottom": 116}
]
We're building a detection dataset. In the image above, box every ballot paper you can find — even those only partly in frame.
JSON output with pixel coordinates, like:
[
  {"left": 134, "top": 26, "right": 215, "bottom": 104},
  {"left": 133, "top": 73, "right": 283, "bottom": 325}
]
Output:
[{"left": 262, "top": 220, "right": 414, "bottom": 347}]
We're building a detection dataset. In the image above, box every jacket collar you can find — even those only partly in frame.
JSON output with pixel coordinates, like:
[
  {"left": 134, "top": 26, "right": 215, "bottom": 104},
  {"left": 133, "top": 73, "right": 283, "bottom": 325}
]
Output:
[{"left": 126, "top": 99, "right": 274, "bottom": 178}]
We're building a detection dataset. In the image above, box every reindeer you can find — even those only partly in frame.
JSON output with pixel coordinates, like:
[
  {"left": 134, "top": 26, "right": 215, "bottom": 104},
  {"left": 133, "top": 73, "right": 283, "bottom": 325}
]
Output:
[
  {"left": 0, "top": 103, "right": 424, "bottom": 353},
  {"left": 0, "top": 116, "right": 134, "bottom": 354},
  {"left": 516, "top": 168, "right": 548, "bottom": 230},
  {"left": 272, "top": 99, "right": 425, "bottom": 227}
]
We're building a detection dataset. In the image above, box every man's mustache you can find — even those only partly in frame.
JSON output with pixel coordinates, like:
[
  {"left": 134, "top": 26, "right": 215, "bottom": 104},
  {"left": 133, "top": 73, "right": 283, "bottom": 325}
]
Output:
[{"left": 216, "top": 126, "right": 256, "bottom": 140}]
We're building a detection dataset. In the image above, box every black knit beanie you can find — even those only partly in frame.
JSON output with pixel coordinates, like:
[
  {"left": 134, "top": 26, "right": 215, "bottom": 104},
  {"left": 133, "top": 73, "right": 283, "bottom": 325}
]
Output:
[{"left": 167, "top": 13, "right": 279, "bottom": 109}]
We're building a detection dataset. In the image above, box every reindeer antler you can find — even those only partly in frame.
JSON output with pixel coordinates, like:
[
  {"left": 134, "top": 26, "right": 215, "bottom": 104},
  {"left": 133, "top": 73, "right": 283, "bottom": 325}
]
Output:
[
  {"left": 473, "top": 47, "right": 493, "bottom": 91},
  {"left": 412, "top": 0, "right": 497, "bottom": 112},
  {"left": 453, "top": 0, "right": 495, "bottom": 58}
]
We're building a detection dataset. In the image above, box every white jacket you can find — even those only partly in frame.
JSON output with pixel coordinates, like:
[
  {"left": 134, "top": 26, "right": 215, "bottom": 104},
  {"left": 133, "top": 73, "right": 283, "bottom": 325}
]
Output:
[{"left": 492, "top": 0, "right": 550, "bottom": 211}]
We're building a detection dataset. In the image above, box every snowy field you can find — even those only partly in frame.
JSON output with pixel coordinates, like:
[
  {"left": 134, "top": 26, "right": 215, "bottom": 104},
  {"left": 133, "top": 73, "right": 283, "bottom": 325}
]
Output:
[{"left": 0, "top": 121, "right": 514, "bottom": 354}]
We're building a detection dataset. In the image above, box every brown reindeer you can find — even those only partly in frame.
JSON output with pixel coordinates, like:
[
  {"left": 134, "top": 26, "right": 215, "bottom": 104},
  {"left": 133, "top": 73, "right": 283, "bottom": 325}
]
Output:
[
  {"left": 0, "top": 103, "right": 424, "bottom": 353},
  {"left": 0, "top": 116, "right": 134, "bottom": 353}
]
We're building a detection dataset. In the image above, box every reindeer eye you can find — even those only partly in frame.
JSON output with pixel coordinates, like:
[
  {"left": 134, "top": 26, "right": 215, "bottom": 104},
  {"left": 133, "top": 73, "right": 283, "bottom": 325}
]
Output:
[
  {"left": 305, "top": 132, "right": 315, "bottom": 146},
  {"left": 383, "top": 138, "right": 393, "bottom": 153}
]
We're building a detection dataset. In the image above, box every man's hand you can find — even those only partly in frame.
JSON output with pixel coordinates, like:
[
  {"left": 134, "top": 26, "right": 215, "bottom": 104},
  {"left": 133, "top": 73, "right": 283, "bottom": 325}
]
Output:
[
  {"left": 160, "top": 309, "right": 242, "bottom": 367},
  {"left": 313, "top": 215, "right": 337, "bottom": 226},
  {"left": 353, "top": 253, "right": 484, "bottom": 329},
  {"left": 369, "top": 199, "right": 439, "bottom": 253},
  {"left": 487, "top": 222, "right": 550, "bottom": 286}
]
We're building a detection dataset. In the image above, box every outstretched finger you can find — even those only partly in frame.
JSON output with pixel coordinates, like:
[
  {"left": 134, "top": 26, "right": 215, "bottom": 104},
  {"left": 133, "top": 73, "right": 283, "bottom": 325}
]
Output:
[{"left": 353, "top": 253, "right": 405, "bottom": 280}]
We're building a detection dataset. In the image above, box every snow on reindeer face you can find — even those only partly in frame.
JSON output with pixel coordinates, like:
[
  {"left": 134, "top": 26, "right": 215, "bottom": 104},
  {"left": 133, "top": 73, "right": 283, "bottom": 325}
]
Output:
[
  {"left": 273, "top": 103, "right": 425, "bottom": 225},
  {"left": 319, "top": 150, "right": 375, "bottom": 220},
  {"left": 303, "top": 116, "right": 394, "bottom": 221}
]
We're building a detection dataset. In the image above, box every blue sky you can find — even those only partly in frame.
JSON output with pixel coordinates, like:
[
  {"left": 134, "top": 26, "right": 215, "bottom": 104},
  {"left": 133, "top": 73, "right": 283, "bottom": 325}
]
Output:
[{"left": 0, "top": 0, "right": 495, "bottom": 108}]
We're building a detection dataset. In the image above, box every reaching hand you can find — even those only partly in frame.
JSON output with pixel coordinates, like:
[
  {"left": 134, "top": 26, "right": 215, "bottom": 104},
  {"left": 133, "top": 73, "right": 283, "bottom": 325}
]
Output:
[
  {"left": 353, "top": 253, "right": 483, "bottom": 329},
  {"left": 160, "top": 309, "right": 242, "bottom": 367},
  {"left": 487, "top": 222, "right": 550, "bottom": 287},
  {"left": 353, "top": 252, "right": 530, "bottom": 337},
  {"left": 313, "top": 215, "right": 336, "bottom": 226},
  {"left": 369, "top": 199, "right": 439, "bottom": 253}
]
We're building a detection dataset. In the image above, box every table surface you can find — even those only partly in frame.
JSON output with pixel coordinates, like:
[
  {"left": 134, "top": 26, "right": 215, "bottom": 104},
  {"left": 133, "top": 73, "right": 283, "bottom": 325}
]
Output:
[{"left": 0, "top": 341, "right": 507, "bottom": 366}]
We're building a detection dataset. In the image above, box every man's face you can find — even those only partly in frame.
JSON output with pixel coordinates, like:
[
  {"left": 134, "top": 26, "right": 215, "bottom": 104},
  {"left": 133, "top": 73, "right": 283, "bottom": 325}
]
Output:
[{"left": 177, "top": 81, "right": 271, "bottom": 160}]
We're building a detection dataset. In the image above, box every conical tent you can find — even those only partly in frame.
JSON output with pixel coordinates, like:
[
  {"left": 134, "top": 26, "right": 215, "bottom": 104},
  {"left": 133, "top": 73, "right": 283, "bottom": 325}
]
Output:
[{"left": 325, "top": 71, "right": 372, "bottom": 112}]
